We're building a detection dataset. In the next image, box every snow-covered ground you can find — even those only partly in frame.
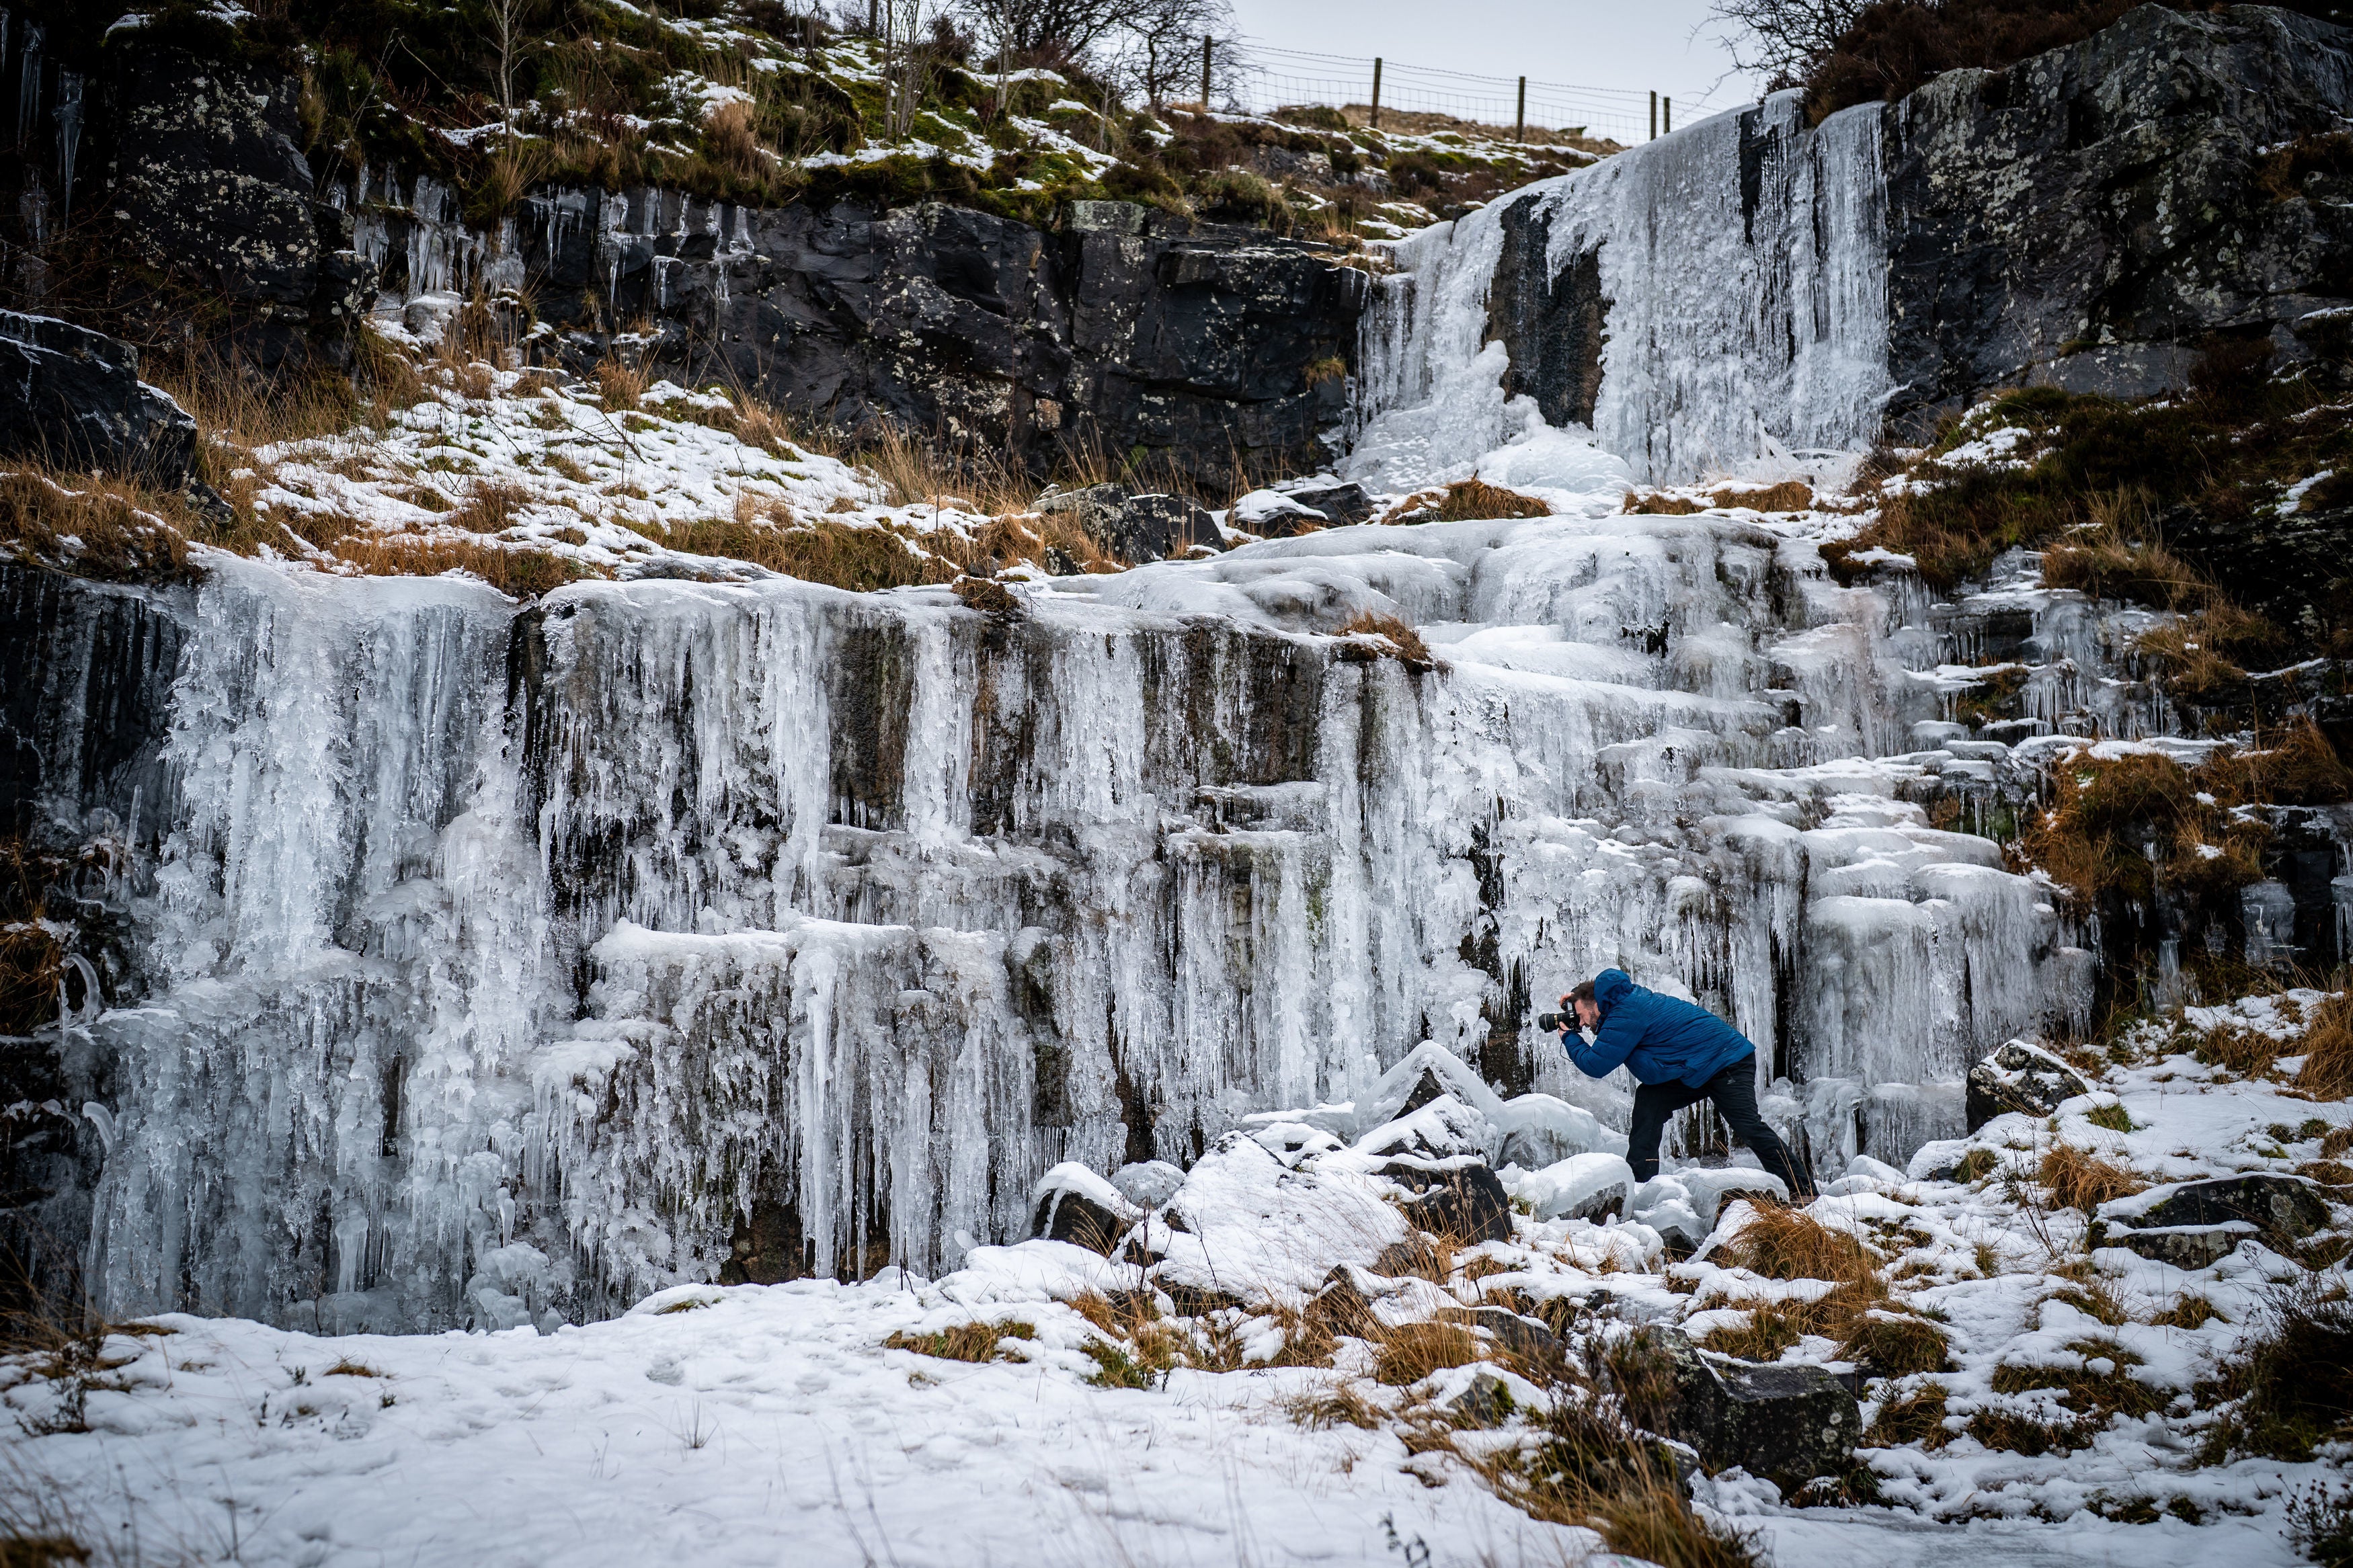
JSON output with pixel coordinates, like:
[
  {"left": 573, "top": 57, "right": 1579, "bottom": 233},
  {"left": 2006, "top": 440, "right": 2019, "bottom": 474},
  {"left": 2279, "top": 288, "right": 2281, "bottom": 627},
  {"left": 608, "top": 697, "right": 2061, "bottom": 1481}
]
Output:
[{"left": 9, "top": 1006, "right": 2342, "bottom": 1567}]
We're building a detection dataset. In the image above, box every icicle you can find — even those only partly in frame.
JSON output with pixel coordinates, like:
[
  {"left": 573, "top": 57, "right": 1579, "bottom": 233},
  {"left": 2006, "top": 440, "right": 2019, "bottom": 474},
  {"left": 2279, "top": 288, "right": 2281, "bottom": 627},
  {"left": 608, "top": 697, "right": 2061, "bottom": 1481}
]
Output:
[{"left": 52, "top": 68, "right": 78, "bottom": 224}]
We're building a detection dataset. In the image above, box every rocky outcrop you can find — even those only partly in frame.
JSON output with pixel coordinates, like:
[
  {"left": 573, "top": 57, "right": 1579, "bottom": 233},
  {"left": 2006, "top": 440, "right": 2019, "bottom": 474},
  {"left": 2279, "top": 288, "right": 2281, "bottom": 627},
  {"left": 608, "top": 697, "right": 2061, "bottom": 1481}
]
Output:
[
  {"left": 510, "top": 194, "right": 1365, "bottom": 484},
  {"left": 113, "top": 44, "right": 374, "bottom": 371},
  {"left": 1882, "top": 4, "right": 2352, "bottom": 419},
  {"left": 0, "top": 312, "right": 197, "bottom": 482}
]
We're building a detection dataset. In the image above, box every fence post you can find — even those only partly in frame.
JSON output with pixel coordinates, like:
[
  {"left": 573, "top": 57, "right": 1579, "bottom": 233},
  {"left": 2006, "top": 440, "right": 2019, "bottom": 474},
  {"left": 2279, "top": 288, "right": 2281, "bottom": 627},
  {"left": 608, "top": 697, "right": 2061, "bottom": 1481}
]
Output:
[
  {"left": 1515, "top": 77, "right": 1525, "bottom": 142},
  {"left": 1371, "top": 57, "right": 1382, "bottom": 129},
  {"left": 1200, "top": 36, "right": 1211, "bottom": 110},
  {"left": 1665, "top": 97, "right": 1672, "bottom": 134},
  {"left": 1648, "top": 89, "right": 1657, "bottom": 140}
]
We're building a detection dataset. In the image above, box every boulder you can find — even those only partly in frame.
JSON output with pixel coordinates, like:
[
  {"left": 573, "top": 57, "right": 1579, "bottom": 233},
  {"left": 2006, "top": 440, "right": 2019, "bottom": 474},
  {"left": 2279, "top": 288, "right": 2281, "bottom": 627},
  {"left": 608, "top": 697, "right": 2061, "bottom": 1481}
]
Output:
[
  {"left": 1447, "top": 1369, "right": 1517, "bottom": 1428},
  {"left": 1031, "top": 1162, "right": 1144, "bottom": 1253},
  {"left": 1636, "top": 1327, "right": 1863, "bottom": 1491},
  {"left": 1113, "top": 493, "right": 1219, "bottom": 559},
  {"left": 2107, "top": 1221, "right": 2258, "bottom": 1270},
  {"left": 1398, "top": 1162, "right": 1514, "bottom": 1244},
  {"left": 1275, "top": 477, "right": 1375, "bottom": 524},
  {"left": 1228, "top": 488, "right": 1328, "bottom": 538},
  {"left": 1966, "top": 1039, "right": 2090, "bottom": 1130},
  {"left": 1516, "top": 1153, "right": 1636, "bottom": 1223},
  {"left": 0, "top": 313, "right": 198, "bottom": 484},
  {"left": 2096, "top": 1173, "right": 2331, "bottom": 1245}
]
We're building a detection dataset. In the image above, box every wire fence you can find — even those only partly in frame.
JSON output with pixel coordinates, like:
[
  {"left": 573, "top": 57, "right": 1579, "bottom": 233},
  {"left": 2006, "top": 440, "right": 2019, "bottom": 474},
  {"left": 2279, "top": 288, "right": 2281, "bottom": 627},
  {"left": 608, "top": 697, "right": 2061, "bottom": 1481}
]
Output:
[{"left": 1218, "top": 42, "right": 1687, "bottom": 146}]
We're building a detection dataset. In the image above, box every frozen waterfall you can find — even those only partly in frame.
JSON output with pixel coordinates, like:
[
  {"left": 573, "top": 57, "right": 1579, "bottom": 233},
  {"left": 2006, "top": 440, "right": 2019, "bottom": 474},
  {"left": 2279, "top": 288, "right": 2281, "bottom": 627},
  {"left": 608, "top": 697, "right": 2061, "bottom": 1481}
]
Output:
[
  {"left": 1350, "top": 92, "right": 1895, "bottom": 488},
  {"left": 30, "top": 95, "right": 2109, "bottom": 1333}
]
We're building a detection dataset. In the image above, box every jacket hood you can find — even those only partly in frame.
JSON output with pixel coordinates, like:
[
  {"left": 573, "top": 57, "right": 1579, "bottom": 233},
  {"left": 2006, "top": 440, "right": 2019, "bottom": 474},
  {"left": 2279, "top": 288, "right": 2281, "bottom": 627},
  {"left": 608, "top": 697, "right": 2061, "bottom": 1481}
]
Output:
[{"left": 1593, "top": 968, "right": 1634, "bottom": 1015}]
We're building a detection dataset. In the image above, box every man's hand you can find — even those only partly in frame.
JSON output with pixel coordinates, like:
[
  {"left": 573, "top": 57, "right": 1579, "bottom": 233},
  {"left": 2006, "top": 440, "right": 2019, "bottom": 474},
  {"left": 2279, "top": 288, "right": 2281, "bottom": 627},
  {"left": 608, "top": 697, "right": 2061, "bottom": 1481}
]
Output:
[{"left": 1558, "top": 995, "right": 1574, "bottom": 1036}]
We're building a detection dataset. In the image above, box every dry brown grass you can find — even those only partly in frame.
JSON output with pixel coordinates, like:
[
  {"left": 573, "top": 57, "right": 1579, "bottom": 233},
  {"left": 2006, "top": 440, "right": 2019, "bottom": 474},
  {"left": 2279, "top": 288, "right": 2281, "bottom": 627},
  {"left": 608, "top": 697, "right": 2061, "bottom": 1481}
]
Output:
[
  {"left": 593, "top": 358, "right": 650, "bottom": 412},
  {"left": 0, "top": 470, "right": 193, "bottom": 583},
  {"left": 1864, "top": 1380, "right": 1953, "bottom": 1449},
  {"left": 2149, "top": 1294, "right": 2223, "bottom": 1330},
  {"left": 1625, "top": 480, "right": 1815, "bottom": 516},
  {"left": 1435, "top": 477, "right": 1550, "bottom": 521},
  {"left": 322, "top": 1358, "right": 384, "bottom": 1378},
  {"left": 1714, "top": 1207, "right": 1879, "bottom": 1284},
  {"left": 646, "top": 513, "right": 958, "bottom": 592},
  {"left": 2039, "top": 498, "right": 2206, "bottom": 607},
  {"left": 2038, "top": 1144, "right": 2147, "bottom": 1212},
  {"left": 883, "top": 1321, "right": 1036, "bottom": 1362},
  {"left": 2296, "top": 994, "right": 2353, "bottom": 1100},
  {"left": 1372, "top": 1321, "right": 1483, "bottom": 1386},
  {"left": 1838, "top": 1309, "right": 1954, "bottom": 1376},
  {"left": 1283, "top": 1379, "right": 1383, "bottom": 1430},
  {"left": 443, "top": 481, "right": 532, "bottom": 535},
  {"left": 1336, "top": 609, "right": 1434, "bottom": 669},
  {"left": 327, "top": 534, "right": 591, "bottom": 597}
]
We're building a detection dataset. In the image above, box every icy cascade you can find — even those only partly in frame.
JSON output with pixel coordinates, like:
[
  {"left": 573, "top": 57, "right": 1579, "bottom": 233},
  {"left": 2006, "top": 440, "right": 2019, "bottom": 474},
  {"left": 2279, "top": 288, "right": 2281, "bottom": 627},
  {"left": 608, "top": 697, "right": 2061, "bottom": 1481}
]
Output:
[
  {"left": 1350, "top": 93, "right": 1895, "bottom": 487},
  {"left": 58, "top": 507, "right": 2090, "bottom": 1332}
]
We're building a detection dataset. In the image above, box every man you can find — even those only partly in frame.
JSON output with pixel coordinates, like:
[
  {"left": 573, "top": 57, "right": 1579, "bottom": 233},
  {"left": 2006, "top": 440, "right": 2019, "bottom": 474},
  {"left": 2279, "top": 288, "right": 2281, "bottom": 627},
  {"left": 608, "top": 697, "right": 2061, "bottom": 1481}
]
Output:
[{"left": 1554, "top": 968, "right": 1816, "bottom": 1200}]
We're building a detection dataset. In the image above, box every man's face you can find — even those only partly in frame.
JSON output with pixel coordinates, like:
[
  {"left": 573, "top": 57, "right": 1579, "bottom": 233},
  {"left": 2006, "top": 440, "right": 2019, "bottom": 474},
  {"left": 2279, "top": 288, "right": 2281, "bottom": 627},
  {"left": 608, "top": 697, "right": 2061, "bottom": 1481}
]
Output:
[{"left": 1573, "top": 995, "right": 1600, "bottom": 1031}]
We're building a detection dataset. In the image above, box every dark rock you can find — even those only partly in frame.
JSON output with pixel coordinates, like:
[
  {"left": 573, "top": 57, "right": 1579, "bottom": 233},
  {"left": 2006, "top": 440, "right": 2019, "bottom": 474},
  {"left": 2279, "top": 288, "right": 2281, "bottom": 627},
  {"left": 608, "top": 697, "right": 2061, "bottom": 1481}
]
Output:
[
  {"left": 0, "top": 313, "right": 198, "bottom": 484},
  {"left": 1111, "top": 493, "right": 1218, "bottom": 560},
  {"left": 1399, "top": 1162, "right": 1514, "bottom": 1245},
  {"left": 2098, "top": 1173, "right": 2332, "bottom": 1243},
  {"left": 1163, "top": 1282, "right": 1247, "bottom": 1317},
  {"left": 2108, "top": 1222, "right": 2257, "bottom": 1270},
  {"left": 1305, "top": 1265, "right": 1384, "bottom": 1337},
  {"left": 114, "top": 43, "right": 364, "bottom": 370},
  {"left": 1437, "top": 1305, "right": 1564, "bottom": 1367},
  {"left": 1447, "top": 1369, "right": 1517, "bottom": 1427},
  {"left": 1637, "top": 1327, "right": 1864, "bottom": 1491},
  {"left": 1275, "top": 479, "right": 1375, "bottom": 524},
  {"left": 1966, "top": 1039, "right": 2090, "bottom": 1130},
  {"left": 1032, "top": 1170, "right": 1139, "bottom": 1254},
  {"left": 1878, "top": 5, "right": 2353, "bottom": 426}
]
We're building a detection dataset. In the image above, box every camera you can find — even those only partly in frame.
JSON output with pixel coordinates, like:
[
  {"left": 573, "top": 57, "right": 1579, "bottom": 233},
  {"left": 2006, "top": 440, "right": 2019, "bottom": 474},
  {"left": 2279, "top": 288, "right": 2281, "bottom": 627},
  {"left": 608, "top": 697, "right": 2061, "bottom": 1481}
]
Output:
[{"left": 1536, "top": 1010, "right": 1571, "bottom": 1033}]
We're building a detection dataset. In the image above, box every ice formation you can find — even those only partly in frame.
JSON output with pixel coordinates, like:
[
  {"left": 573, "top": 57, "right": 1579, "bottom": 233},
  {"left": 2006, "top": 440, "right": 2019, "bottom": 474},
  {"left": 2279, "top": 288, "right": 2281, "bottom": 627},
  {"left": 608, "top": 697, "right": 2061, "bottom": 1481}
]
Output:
[
  {"left": 1349, "top": 93, "right": 1893, "bottom": 489},
  {"left": 38, "top": 99, "right": 2169, "bottom": 1334}
]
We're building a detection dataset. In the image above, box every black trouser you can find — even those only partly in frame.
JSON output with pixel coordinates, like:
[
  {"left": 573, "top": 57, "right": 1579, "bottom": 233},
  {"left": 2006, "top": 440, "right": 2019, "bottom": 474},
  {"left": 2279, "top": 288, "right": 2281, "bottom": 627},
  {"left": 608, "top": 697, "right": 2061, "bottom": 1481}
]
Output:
[{"left": 1627, "top": 1058, "right": 1816, "bottom": 1200}]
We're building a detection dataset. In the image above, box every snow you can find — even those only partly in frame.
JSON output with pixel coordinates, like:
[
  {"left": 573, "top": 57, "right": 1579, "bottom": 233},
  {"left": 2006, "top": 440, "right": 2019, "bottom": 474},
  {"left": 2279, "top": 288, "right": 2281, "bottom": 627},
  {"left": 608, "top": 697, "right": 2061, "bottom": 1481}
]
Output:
[{"left": 11, "top": 1020, "right": 2342, "bottom": 1567}]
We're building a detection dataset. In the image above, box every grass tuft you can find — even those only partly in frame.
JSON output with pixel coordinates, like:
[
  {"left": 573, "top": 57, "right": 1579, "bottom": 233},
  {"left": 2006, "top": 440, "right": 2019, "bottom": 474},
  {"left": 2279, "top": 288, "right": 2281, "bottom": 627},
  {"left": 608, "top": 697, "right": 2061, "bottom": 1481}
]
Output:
[
  {"left": 2037, "top": 1145, "right": 2147, "bottom": 1212},
  {"left": 883, "top": 1321, "right": 1035, "bottom": 1363}
]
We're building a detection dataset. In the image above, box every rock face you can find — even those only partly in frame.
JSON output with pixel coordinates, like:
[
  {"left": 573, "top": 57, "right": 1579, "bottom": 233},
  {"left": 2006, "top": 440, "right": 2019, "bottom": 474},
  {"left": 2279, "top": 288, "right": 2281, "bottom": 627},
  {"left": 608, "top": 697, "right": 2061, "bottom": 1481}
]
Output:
[
  {"left": 1880, "top": 4, "right": 2353, "bottom": 419},
  {"left": 0, "top": 313, "right": 198, "bottom": 483},
  {"left": 114, "top": 46, "right": 374, "bottom": 370},
  {"left": 354, "top": 180, "right": 1360, "bottom": 483}
]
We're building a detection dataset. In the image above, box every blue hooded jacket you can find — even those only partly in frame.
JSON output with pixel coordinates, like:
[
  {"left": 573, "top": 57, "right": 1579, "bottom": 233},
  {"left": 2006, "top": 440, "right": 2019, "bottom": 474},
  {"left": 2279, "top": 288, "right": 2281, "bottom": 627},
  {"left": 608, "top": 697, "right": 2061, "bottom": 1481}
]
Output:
[{"left": 1562, "top": 969, "right": 1755, "bottom": 1087}]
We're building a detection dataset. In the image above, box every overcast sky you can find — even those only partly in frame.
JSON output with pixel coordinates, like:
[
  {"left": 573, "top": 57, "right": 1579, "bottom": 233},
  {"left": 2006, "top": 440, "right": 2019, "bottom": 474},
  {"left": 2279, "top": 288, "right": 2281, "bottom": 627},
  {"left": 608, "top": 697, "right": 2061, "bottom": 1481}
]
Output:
[{"left": 1220, "top": 0, "right": 1764, "bottom": 143}]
